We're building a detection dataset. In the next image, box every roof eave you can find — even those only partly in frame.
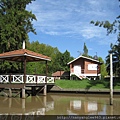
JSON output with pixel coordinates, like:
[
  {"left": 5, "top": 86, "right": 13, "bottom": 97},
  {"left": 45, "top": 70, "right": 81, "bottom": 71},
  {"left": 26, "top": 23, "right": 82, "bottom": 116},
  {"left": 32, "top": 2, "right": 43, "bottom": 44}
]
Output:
[
  {"left": 67, "top": 55, "right": 101, "bottom": 65},
  {"left": 0, "top": 54, "right": 51, "bottom": 61}
]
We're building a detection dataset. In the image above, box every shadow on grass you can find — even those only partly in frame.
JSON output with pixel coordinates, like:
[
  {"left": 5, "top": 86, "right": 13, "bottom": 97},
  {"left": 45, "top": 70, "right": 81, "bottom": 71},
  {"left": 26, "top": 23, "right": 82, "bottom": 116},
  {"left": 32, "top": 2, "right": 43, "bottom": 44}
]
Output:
[
  {"left": 85, "top": 77, "right": 120, "bottom": 90},
  {"left": 85, "top": 79, "right": 110, "bottom": 90}
]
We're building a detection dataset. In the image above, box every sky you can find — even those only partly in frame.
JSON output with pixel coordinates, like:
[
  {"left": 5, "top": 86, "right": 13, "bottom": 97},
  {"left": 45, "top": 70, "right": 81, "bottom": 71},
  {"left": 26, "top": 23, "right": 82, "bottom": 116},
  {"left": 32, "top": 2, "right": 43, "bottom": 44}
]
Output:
[{"left": 27, "top": 0, "right": 119, "bottom": 61}]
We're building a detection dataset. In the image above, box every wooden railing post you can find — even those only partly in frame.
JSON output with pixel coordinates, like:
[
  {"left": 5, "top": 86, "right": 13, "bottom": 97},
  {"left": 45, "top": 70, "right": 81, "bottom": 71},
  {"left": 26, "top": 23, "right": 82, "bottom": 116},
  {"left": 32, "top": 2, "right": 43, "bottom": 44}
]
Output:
[
  {"left": 43, "top": 61, "right": 48, "bottom": 96},
  {"left": 9, "top": 74, "right": 11, "bottom": 83},
  {"left": 36, "top": 74, "right": 37, "bottom": 84},
  {"left": 24, "top": 56, "right": 26, "bottom": 84}
]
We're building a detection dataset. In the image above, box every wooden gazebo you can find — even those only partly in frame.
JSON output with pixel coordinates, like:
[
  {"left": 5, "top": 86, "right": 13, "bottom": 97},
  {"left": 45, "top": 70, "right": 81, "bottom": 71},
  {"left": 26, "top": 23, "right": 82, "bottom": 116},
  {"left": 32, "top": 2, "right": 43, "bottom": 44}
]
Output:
[{"left": 0, "top": 49, "right": 54, "bottom": 98}]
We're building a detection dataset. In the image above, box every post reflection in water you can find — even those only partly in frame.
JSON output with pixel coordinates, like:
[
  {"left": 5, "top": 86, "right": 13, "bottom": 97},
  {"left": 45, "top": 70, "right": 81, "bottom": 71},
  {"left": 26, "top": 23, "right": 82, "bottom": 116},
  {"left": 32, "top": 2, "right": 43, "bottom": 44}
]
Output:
[{"left": 0, "top": 94, "right": 120, "bottom": 115}]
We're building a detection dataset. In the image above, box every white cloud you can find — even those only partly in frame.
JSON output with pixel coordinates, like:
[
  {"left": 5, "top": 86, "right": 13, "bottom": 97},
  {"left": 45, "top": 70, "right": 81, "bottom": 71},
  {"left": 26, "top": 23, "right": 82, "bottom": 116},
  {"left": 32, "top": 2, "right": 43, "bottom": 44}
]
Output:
[
  {"left": 80, "top": 26, "right": 103, "bottom": 39},
  {"left": 27, "top": 0, "right": 119, "bottom": 45}
]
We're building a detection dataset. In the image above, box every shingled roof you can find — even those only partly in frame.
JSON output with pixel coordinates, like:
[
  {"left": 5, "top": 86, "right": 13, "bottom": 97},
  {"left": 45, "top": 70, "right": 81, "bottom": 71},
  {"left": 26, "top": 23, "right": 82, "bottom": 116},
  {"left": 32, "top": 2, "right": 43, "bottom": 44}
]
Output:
[{"left": 0, "top": 49, "right": 51, "bottom": 62}]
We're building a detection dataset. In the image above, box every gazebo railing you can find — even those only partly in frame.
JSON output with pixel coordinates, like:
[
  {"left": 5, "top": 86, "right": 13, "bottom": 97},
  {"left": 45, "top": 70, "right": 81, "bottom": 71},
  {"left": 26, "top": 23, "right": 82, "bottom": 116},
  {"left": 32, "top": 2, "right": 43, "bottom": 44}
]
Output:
[
  {"left": 0, "top": 74, "right": 54, "bottom": 84},
  {"left": 0, "top": 75, "right": 9, "bottom": 83},
  {"left": 47, "top": 77, "right": 54, "bottom": 83},
  {"left": 11, "top": 75, "right": 24, "bottom": 83},
  {"left": 37, "top": 76, "right": 46, "bottom": 83},
  {"left": 26, "top": 75, "right": 36, "bottom": 83}
]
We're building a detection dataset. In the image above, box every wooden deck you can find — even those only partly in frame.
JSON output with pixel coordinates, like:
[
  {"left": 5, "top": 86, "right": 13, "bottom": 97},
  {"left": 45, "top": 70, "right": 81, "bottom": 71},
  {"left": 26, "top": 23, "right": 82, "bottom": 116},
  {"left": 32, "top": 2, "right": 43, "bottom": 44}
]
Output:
[{"left": 0, "top": 74, "right": 55, "bottom": 98}]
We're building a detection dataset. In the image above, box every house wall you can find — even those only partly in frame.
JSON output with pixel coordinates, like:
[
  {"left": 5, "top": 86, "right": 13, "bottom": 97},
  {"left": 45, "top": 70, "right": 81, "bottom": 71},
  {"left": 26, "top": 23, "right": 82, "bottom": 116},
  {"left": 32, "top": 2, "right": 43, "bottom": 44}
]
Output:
[
  {"left": 70, "top": 58, "right": 100, "bottom": 75},
  {"left": 84, "top": 59, "right": 97, "bottom": 74},
  {"left": 70, "top": 59, "right": 84, "bottom": 73}
]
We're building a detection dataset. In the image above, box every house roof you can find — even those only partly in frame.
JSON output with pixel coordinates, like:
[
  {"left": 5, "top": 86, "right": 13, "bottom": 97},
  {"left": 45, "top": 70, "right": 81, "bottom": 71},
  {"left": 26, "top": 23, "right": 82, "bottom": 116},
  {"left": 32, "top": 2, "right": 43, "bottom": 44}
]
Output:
[
  {"left": 52, "top": 71, "right": 70, "bottom": 77},
  {"left": 0, "top": 49, "right": 51, "bottom": 62},
  {"left": 52, "top": 71, "right": 65, "bottom": 77},
  {"left": 67, "top": 55, "right": 102, "bottom": 65}
]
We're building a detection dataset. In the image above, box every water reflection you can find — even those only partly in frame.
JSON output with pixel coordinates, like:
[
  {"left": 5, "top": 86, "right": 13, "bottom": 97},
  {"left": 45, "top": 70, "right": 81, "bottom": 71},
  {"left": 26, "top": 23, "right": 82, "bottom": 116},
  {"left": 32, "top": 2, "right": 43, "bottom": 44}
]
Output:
[{"left": 0, "top": 94, "right": 120, "bottom": 115}]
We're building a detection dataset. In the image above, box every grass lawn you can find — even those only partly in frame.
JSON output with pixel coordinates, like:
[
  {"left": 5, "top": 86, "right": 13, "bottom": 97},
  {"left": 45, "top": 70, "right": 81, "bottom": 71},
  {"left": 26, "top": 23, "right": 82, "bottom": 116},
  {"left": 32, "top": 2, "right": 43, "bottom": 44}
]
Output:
[{"left": 55, "top": 79, "right": 120, "bottom": 89}]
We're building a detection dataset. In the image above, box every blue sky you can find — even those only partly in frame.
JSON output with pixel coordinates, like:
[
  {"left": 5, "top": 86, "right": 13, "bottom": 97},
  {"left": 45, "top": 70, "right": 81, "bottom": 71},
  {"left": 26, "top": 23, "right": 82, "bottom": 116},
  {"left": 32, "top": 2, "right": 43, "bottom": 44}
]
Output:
[{"left": 27, "top": 0, "right": 119, "bottom": 61}]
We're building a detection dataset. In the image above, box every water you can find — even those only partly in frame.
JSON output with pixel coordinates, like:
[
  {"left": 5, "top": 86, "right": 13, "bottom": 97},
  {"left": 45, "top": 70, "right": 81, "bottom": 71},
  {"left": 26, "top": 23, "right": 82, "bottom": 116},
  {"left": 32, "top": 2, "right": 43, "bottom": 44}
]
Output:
[{"left": 0, "top": 93, "right": 120, "bottom": 115}]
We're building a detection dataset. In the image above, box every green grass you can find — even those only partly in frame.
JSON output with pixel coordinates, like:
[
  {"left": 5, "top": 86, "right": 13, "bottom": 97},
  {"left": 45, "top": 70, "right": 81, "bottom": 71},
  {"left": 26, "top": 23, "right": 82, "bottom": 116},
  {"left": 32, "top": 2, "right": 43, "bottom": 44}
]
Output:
[
  {"left": 55, "top": 79, "right": 120, "bottom": 89},
  {"left": 55, "top": 80, "right": 90, "bottom": 89}
]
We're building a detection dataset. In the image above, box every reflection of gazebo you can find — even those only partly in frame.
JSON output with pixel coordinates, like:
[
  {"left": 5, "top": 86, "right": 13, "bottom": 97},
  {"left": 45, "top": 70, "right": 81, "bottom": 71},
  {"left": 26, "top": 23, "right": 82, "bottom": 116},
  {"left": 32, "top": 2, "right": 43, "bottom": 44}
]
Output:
[{"left": 0, "top": 49, "right": 54, "bottom": 98}]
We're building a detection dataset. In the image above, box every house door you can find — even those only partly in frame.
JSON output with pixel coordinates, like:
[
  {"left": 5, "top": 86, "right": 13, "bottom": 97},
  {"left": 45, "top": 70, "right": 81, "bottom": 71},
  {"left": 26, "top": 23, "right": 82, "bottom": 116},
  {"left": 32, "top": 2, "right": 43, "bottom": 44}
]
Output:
[{"left": 74, "top": 65, "right": 81, "bottom": 75}]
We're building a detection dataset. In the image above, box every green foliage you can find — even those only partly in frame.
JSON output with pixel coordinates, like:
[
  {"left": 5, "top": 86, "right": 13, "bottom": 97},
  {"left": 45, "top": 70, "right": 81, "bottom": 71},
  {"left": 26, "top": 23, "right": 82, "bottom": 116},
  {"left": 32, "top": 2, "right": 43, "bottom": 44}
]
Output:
[
  {"left": 83, "top": 42, "right": 88, "bottom": 56},
  {"left": 0, "top": 0, "right": 36, "bottom": 73},
  {"left": 26, "top": 41, "right": 74, "bottom": 75},
  {"left": 81, "top": 42, "right": 93, "bottom": 58},
  {"left": 106, "top": 42, "right": 120, "bottom": 76},
  {"left": 98, "top": 57, "right": 108, "bottom": 78},
  {"left": 90, "top": 0, "right": 120, "bottom": 76}
]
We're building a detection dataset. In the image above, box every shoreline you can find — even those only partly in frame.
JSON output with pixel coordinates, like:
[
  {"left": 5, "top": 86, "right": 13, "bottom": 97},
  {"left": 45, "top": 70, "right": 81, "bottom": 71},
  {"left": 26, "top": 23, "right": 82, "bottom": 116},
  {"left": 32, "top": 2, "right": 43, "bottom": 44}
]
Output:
[{"left": 49, "top": 85, "right": 120, "bottom": 95}]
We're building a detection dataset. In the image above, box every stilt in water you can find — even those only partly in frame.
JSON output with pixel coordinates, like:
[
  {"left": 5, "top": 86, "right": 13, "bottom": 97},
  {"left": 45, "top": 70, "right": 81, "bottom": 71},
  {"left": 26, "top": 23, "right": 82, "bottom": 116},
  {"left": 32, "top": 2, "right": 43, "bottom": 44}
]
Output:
[
  {"left": 20, "top": 87, "right": 26, "bottom": 99},
  {"left": 43, "top": 85, "right": 47, "bottom": 96},
  {"left": 8, "top": 88, "right": 12, "bottom": 97}
]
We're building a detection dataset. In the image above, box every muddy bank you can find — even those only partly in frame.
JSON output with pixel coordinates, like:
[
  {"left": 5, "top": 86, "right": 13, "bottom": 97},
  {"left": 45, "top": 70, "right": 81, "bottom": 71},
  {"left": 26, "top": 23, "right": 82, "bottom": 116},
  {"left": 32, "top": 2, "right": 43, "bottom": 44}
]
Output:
[{"left": 49, "top": 85, "right": 120, "bottom": 95}]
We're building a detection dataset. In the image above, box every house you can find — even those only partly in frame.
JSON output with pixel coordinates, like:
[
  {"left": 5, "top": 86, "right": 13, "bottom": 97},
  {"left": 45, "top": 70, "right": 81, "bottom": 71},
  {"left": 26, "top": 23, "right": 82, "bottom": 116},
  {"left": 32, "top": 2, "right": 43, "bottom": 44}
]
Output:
[
  {"left": 67, "top": 56, "right": 102, "bottom": 80},
  {"left": 52, "top": 71, "right": 70, "bottom": 80}
]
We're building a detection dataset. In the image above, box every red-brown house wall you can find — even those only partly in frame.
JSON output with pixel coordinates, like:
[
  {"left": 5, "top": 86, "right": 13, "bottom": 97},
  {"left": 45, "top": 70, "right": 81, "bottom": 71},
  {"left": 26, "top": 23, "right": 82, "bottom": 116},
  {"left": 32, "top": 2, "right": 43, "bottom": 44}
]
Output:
[
  {"left": 84, "top": 59, "right": 97, "bottom": 74},
  {"left": 70, "top": 58, "right": 84, "bottom": 73},
  {"left": 70, "top": 58, "right": 100, "bottom": 74}
]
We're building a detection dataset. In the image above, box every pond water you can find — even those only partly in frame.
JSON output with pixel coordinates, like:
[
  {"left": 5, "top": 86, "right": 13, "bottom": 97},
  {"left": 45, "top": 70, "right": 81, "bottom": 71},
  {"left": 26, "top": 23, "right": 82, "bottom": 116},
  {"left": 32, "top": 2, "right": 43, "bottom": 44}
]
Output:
[{"left": 0, "top": 93, "right": 120, "bottom": 115}]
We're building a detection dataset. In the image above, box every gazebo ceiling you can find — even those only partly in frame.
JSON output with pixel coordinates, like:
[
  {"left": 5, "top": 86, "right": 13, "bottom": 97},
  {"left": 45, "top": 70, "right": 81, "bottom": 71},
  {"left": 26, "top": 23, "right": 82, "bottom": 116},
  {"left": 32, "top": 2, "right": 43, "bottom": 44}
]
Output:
[{"left": 0, "top": 49, "right": 51, "bottom": 62}]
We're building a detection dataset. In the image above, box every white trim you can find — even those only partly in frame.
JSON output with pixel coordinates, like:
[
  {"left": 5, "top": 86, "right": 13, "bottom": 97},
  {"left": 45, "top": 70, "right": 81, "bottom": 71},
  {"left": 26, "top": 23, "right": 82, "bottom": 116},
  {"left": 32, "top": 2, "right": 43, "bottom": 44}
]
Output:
[
  {"left": 70, "top": 72, "right": 100, "bottom": 77},
  {"left": 24, "top": 53, "right": 51, "bottom": 61},
  {"left": 0, "top": 53, "right": 51, "bottom": 61},
  {"left": 67, "top": 55, "right": 101, "bottom": 65}
]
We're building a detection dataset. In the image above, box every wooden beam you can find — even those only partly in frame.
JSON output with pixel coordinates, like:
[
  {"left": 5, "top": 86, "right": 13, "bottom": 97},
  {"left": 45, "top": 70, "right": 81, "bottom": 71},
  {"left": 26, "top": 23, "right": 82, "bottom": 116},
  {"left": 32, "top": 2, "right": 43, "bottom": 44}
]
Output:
[
  {"left": 0, "top": 84, "right": 25, "bottom": 88},
  {"left": 24, "top": 56, "right": 26, "bottom": 83}
]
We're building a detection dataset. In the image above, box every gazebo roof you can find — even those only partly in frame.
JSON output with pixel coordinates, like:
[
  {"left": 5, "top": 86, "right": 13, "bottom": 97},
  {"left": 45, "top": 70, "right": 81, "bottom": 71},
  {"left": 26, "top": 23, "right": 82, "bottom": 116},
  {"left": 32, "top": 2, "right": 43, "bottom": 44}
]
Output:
[{"left": 0, "top": 49, "right": 51, "bottom": 62}]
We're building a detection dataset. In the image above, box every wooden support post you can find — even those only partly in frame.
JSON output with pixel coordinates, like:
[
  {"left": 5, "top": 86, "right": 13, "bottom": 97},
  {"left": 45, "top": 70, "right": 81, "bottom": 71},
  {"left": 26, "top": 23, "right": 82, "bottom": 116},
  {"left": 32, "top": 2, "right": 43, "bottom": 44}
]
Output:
[
  {"left": 20, "top": 86, "right": 25, "bottom": 99},
  {"left": 24, "top": 56, "right": 26, "bottom": 84},
  {"left": 110, "top": 53, "right": 113, "bottom": 105},
  {"left": 22, "top": 99, "right": 25, "bottom": 109},
  {"left": 43, "top": 85, "right": 47, "bottom": 96},
  {"left": 43, "top": 60, "right": 48, "bottom": 96},
  {"left": 9, "top": 98, "right": 12, "bottom": 108},
  {"left": 22, "top": 88, "right": 25, "bottom": 99},
  {"left": 110, "top": 106, "right": 113, "bottom": 115},
  {"left": 8, "top": 88, "right": 12, "bottom": 97},
  {"left": 31, "top": 86, "right": 36, "bottom": 96},
  {"left": 43, "top": 96, "right": 47, "bottom": 107},
  {"left": 20, "top": 56, "right": 26, "bottom": 99}
]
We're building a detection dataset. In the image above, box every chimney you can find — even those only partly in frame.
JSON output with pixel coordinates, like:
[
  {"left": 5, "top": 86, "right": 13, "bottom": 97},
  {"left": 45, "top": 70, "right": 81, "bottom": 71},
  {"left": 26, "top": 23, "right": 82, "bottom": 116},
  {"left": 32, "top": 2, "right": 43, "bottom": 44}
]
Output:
[{"left": 22, "top": 40, "right": 25, "bottom": 49}]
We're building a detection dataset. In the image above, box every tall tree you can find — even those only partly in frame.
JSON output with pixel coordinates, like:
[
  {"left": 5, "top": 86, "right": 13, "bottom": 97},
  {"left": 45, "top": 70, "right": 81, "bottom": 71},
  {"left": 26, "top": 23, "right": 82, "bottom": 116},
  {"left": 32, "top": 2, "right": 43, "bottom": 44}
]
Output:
[
  {"left": 61, "top": 50, "right": 74, "bottom": 71},
  {"left": 83, "top": 42, "right": 88, "bottom": 56},
  {"left": 90, "top": 0, "right": 120, "bottom": 76},
  {"left": 98, "top": 57, "right": 108, "bottom": 78},
  {"left": 106, "top": 43, "right": 120, "bottom": 76},
  {"left": 0, "top": 0, "right": 36, "bottom": 52},
  {"left": 0, "top": 0, "right": 36, "bottom": 73}
]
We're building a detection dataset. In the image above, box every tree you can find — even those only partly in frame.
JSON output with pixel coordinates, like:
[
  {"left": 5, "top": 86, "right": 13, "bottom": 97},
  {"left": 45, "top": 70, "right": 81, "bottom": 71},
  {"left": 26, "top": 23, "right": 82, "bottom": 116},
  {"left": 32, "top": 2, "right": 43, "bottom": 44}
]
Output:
[
  {"left": 98, "top": 57, "right": 108, "bottom": 78},
  {"left": 106, "top": 43, "right": 120, "bottom": 76},
  {"left": 61, "top": 50, "right": 74, "bottom": 71},
  {"left": 83, "top": 42, "right": 88, "bottom": 56},
  {"left": 0, "top": 0, "right": 36, "bottom": 73},
  {"left": 90, "top": 1, "right": 120, "bottom": 76}
]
